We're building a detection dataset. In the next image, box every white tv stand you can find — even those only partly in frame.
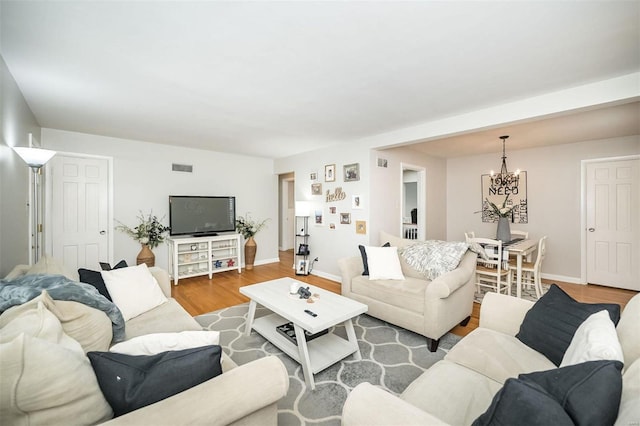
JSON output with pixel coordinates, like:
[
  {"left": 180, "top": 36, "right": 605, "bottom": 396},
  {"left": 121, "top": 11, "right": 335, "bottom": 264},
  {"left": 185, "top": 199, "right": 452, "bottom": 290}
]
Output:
[{"left": 167, "top": 234, "right": 242, "bottom": 285}]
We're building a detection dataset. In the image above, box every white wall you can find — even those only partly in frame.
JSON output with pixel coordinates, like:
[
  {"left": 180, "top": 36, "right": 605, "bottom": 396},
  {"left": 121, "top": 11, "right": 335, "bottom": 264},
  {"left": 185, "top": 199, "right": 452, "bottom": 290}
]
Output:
[
  {"left": 370, "top": 146, "right": 448, "bottom": 243},
  {"left": 42, "top": 128, "right": 279, "bottom": 271},
  {"left": 447, "top": 135, "right": 640, "bottom": 282},
  {"left": 0, "top": 56, "right": 41, "bottom": 276},
  {"left": 275, "top": 144, "right": 370, "bottom": 280},
  {"left": 275, "top": 143, "right": 448, "bottom": 280}
]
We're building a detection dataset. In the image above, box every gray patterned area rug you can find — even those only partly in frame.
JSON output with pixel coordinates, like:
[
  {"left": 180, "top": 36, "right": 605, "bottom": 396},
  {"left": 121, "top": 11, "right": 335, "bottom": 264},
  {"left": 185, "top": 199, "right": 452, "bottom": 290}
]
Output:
[{"left": 195, "top": 303, "right": 461, "bottom": 425}]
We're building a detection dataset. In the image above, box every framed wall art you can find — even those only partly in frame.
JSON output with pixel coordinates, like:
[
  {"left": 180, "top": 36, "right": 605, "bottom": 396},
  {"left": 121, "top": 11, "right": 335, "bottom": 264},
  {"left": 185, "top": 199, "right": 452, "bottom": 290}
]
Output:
[
  {"left": 310, "top": 171, "right": 318, "bottom": 181},
  {"left": 325, "top": 164, "right": 336, "bottom": 182},
  {"left": 355, "top": 220, "right": 367, "bottom": 234},
  {"left": 311, "top": 183, "right": 322, "bottom": 195},
  {"left": 296, "top": 260, "right": 308, "bottom": 275},
  {"left": 340, "top": 213, "right": 351, "bottom": 224},
  {"left": 352, "top": 195, "right": 362, "bottom": 209},
  {"left": 480, "top": 171, "right": 528, "bottom": 223},
  {"left": 344, "top": 163, "right": 360, "bottom": 182}
]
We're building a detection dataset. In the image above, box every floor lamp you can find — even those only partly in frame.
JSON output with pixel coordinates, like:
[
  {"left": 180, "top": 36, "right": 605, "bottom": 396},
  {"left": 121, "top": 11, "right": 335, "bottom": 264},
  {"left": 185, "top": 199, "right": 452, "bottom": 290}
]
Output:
[{"left": 13, "top": 146, "right": 56, "bottom": 264}]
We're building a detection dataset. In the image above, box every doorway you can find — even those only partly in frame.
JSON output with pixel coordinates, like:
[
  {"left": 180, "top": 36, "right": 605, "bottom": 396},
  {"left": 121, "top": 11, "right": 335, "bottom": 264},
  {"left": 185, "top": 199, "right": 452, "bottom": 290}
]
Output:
[
  {"left": 401, "top": 164, "right": 426, "bottom": 240},
  {"left": 583, "top": 156, "right": 639, "bottom": 290},
  {"left": 278, "top": 173, "right": 295, "bottom": 251}
]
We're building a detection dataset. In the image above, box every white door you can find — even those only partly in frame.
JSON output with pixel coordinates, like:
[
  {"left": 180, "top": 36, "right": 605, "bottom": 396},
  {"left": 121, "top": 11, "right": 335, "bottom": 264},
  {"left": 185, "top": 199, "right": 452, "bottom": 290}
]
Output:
[
  {"left": 48, "top": 155, "right": 111, "bottom": 271},
  {"left": 586, "top": 158, "right": 640, "bottom": 290}
]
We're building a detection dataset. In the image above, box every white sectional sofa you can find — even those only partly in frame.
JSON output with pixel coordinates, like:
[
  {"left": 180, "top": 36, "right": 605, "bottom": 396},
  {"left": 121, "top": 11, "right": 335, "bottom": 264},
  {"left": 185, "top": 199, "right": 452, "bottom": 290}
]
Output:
[
  {"left": 1, "top": 261, "right": 289, "bottom": 425},
  {"left": 342, "top": 290, "right": 640, "bottom": 426}
]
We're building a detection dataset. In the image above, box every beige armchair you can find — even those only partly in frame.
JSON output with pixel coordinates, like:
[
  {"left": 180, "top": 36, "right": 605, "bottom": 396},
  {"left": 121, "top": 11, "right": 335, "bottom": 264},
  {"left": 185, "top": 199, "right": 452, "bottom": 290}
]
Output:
[{"left": 338, "top": 231, "right": 476, "bottom": 351}]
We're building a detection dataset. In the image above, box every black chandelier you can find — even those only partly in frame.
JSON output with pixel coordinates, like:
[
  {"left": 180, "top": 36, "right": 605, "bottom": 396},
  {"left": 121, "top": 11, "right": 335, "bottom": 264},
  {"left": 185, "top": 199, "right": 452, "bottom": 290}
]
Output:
[{"left": 490, "top": 135, "right": 520, "bottom": 189}]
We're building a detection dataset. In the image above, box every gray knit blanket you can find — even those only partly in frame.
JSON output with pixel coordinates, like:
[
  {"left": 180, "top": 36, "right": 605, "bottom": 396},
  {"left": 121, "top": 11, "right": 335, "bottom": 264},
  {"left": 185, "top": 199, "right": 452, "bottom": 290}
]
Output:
[{"left": 0, "top": 274, "right": 125, "bottom": 342}]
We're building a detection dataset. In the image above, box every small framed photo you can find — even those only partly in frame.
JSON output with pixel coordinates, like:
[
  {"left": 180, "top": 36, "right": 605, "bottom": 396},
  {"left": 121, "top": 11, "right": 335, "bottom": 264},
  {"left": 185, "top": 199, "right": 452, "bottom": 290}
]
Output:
[
  {"left": 315, "top": 209, "right": 323, "bottom": 225},
  {"left": 344, "top": 163, "right": 360, "bottom": 182},
  {"left": 340, "top": 213, "right": 351, "bottom": 224},
  {"left": 296, "top": 259, "right": 308, "bottom": 275},
  {"left": 325, "top": 164, "right": 336, "bottom": 182},
  {"left": 352, "top": 195, "right": 362, "bottom": 209},
  {"left": 311, "top": 183, "right": 322, "bottom": 195},
  {"left": 310, "top": 171, "right": 318, "bottom": 181},
  {"left": 329, "top": 206, "right": 337, "bottom": 214},
  {"left": 329, "top": 223, "right": 336, "bottom": 230},
  {"left": 356, "top": 220, "right": 367, "bottom": 234}
]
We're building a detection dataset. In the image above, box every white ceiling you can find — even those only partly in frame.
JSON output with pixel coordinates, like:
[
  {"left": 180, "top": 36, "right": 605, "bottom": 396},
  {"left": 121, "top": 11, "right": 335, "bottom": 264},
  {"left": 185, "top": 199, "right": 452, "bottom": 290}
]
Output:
[
  {"left": 402, "top": 101, "right": 640, "bottom": 158},
  {"left": 1, "top": 1, "right": 638, "bottom": 159}
]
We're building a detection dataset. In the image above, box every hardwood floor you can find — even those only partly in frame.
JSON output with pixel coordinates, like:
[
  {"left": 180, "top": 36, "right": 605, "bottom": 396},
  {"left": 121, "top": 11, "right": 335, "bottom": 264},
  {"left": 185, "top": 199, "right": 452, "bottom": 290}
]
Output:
[{"left": 172, "top": 249, "right": 637, "bottom": 338}]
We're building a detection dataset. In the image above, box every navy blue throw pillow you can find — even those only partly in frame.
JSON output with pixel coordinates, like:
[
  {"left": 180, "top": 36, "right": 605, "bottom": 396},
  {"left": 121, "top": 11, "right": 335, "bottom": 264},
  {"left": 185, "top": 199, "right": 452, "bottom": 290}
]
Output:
[
  {"left": 88, "top": 345, "right": 223, "bottom": 416},
  {"left": 472, "top": 378, "right": 574, "bottom": 426},
  {"left": 519, "top": 360, "right": 623, "bottom": 426},
  {"left": 515, "top": 284, "right": 621, "bottom": 365},
  {"left": 359, "top": 242, "right": 390, "bottom": 275},
  {"left": 473, "top": 360, "right": 623, "bottom": 426}
]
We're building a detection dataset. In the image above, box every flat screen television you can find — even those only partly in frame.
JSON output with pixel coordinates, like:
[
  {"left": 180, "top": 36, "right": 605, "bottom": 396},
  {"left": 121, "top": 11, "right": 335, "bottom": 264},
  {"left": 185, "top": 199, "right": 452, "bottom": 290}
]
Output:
[{"left": 169, "top": 196, "right": 236, "bottom": 237}]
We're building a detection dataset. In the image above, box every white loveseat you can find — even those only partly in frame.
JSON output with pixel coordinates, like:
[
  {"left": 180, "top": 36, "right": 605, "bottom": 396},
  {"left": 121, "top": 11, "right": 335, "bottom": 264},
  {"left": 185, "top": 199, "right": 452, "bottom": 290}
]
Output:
[
  {"left": 342, "top": 291, "right": 640, "bottom": 426},
  {"left": 338, "top": 231, "right": 476, "bottom": 351}
]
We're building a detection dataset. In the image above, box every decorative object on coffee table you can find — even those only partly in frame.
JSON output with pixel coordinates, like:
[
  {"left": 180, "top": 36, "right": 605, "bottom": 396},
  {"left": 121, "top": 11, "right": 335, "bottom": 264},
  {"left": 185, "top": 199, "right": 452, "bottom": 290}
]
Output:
[
  {"left": 235, "top": 213, "right": 269, "bottom": 270},
  {"left": 115, "top": 211, "right": 170, "bottom": 267}
]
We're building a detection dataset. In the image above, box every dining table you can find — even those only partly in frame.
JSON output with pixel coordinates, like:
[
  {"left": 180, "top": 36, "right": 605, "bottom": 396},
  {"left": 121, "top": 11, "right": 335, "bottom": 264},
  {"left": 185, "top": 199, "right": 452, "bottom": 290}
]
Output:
[{"left": 502, "top": 238, "right": 539, "bottom": 298}]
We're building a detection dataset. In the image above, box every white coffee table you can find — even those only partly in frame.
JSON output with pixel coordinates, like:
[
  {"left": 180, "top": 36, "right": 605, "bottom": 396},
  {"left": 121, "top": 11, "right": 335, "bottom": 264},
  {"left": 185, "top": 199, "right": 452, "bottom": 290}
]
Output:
[{"left": 239, "top": 277, "right": 368, "bottom": 390}]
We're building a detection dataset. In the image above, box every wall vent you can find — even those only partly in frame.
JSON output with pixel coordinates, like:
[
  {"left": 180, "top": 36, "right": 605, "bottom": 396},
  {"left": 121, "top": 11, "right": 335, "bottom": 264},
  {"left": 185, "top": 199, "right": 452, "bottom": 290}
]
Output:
[{"left": 172, "top": 163, "right": 193, "bottom": 173}]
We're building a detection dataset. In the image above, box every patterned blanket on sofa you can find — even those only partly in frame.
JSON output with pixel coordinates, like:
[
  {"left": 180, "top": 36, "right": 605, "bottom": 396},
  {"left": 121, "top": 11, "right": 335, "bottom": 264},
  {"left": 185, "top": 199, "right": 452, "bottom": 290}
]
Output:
[{"left": 0, "top": 274, "right": 125, "bottom": 341}]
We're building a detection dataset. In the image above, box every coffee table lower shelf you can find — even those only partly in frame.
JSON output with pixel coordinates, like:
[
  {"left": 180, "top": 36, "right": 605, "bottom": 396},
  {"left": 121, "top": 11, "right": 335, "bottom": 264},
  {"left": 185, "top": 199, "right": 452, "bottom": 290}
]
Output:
[{"left": 252, "top": 313, "right": 357, "bottom": 375}]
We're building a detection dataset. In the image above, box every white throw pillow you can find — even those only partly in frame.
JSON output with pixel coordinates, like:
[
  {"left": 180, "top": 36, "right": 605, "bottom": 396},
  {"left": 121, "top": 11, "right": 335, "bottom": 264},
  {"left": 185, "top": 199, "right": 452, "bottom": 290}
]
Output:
[
  {"left": 560, "top": 310, "right": 624, "bottom": 367},
  {"left": 0, "top": 302, "right": 113, "bottom": 424},
  {"left": 0, "top": 301, "right": 83, "bottom": 353},
  {"left": 365, "top": 246, "right": 405, "bottom": 280},
  {"left": 110, "top": 331, "right": 220, "bottom": 355},
  {"left": 101, "top": 263, "right": 167, "bottom": 321}
]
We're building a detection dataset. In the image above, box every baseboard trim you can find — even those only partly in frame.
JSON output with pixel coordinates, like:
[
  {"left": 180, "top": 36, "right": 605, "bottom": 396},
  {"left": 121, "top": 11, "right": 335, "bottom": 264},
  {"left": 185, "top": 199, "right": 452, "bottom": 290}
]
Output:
[
  {"left": 251, "top": 258, "right": 280, "bottom": 267},
  {"left": 541, "top": 273, "right": 585, "bottom": 285},
  {"left": 309, "top": 269, "right": 341, "bottom": 283}
]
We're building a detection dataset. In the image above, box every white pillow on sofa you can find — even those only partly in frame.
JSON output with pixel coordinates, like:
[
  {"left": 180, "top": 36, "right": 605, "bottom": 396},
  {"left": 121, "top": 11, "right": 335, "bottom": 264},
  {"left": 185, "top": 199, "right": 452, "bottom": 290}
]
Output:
[
  {"left": 0, "top": 303, "right": 113, "bottom": 424},
  {"left": 101, "top": 263, "right": 167, "bottom": 321},
  {"left": 110, "top": 331, "right": 220, "bottom": 355},
  {"left": 365, "top": 246, "right": 405, "bottom": 280},
  {"left": 560, "top": 310, "right": 624, "bottom": 367}
]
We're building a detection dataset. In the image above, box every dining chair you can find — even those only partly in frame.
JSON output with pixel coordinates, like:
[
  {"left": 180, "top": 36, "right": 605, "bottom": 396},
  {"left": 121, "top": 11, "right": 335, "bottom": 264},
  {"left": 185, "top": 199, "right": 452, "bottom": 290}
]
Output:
[
  {"left": 470, "top": 237, "right": 511, "bottom": 296},
  {"left": 510, "top": 230, "right": 529, "bottom": 240},
  {"left": 509, "top": 236, "right": 547, "bottom": 299}
]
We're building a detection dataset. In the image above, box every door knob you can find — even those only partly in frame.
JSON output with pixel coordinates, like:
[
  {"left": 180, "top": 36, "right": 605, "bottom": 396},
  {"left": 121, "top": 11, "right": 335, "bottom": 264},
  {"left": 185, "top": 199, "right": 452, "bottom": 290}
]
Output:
[
  {"left": 588, "top": 228, "right": 595, "bottom": 232},
  {"left": 100, "top": 230, "right": 106, "bottom": 235}
]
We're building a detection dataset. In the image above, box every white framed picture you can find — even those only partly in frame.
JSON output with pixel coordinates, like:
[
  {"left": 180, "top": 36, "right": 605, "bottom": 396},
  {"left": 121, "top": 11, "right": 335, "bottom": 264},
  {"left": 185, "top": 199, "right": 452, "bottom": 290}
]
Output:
[
  {"left": 325, "top": 164, "right": 336, "bottom": 182},
  {"left": 352, "top": 195, "right": 362, "bottom": 209},
  {"left": 296, "top": 259, "right": 308, "bottom": 275}
]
